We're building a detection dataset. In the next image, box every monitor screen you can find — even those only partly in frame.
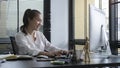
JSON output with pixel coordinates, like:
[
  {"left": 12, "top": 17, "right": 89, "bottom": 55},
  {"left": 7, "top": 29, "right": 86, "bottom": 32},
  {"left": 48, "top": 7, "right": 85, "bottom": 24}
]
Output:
[{"left": 89, "top": 5, "right": 111, "bottom": 54}]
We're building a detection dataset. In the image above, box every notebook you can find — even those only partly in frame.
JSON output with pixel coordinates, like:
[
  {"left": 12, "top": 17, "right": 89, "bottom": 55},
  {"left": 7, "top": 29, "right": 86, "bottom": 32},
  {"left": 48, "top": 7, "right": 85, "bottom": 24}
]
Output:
[{"left": 0, "top": 54, "right": 32, "bottom": 60}]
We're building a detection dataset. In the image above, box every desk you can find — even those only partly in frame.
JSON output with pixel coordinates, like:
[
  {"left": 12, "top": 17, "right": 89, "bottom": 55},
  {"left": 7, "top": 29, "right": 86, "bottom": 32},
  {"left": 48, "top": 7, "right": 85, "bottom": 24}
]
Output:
[{"left": 1, "top": 54, "right": 120, "bottom": 68}]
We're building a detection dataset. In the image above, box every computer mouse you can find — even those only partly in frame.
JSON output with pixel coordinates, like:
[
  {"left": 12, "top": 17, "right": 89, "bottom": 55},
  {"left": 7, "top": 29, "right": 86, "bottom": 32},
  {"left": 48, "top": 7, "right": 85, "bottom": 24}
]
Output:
[{"left": 37, "top": 55, "right": 48, "bottom": 59}]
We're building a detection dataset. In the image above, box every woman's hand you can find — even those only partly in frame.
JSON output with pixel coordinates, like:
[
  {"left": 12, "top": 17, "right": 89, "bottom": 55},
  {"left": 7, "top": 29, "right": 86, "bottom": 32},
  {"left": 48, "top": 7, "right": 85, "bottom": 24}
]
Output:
[
  {"left": 44, "top": 52, "right": 55, "bottom": 57},
  {"left": 54, "top": 50, "right": 70, "bottom": 56},
  {"left": 43, "top": 51, "right": 64, "bottom": 57},
  {"left": 39, "top": 50, "right": 74, "bottom": 57}
]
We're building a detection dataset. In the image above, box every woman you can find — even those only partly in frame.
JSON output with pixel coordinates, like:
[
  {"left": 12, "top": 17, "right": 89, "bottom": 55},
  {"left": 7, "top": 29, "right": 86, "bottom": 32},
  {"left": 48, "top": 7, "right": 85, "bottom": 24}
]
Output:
[{"left": 15, "top": 9, "right": 68, "bottom": 57}]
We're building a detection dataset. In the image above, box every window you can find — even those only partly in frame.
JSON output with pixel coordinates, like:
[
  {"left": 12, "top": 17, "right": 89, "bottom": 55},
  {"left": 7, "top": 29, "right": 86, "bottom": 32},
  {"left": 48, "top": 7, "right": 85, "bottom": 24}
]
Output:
[
  {"left": 0, "top": 0, "right": 17, "bottom": 38},
  {"left": 95, "top": 0, "right": 109, "bottom": 35},
  {"left": 118, "top": 3, "right": 120, "bottom": 41},
  {"left": 109, "top": 0, "right": 120, "bottom": 55},
  {"left": 0, "top": 0, "right": 44, "bottom": 42},
  {"left": 101, "top": 0, "right": 109, "bottom": 31}
]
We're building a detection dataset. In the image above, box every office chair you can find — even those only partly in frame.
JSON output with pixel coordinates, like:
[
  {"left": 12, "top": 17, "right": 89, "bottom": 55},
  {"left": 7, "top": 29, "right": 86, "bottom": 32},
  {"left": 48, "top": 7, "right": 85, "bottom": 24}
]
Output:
[{"left": 10, "top": 36, "right": 19, "bottom": 55}]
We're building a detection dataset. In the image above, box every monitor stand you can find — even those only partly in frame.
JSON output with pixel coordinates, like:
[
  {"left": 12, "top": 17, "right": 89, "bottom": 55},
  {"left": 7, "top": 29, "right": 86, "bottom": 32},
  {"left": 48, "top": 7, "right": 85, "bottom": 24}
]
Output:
[{"left": 96, "top": 25, "right": 111, "bottom": 55}]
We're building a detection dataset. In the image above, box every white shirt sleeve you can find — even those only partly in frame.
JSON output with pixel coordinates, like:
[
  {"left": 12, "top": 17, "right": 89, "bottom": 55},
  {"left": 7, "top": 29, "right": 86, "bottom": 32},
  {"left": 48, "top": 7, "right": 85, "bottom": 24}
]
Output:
[{"left": 38, "top": 32, "right": 61, "bottom": 52}]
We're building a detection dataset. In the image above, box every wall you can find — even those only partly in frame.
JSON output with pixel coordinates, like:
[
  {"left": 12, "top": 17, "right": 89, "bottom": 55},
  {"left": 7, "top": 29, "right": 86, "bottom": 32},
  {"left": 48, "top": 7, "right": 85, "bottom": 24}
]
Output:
[
  {"left": 75, "top": 0, "right": 85, "bottom": 39},
  {"left": 75, "top": 0, "right": 95, "bottom": 50},
  {"left": 51, "top": 0, "right": 68, "bottom": 50},
  {"left": 75, "top": 0, "right": 95, "bottom": 39},
  {"left": 51, "top": 0, "right": 95, "bottom": 50}
]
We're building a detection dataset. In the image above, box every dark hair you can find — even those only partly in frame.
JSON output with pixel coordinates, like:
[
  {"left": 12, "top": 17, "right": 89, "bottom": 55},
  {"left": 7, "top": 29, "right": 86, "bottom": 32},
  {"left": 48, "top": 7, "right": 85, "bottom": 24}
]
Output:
[{"left": 20, "top": 9, "right": 41, "bottom": 35}]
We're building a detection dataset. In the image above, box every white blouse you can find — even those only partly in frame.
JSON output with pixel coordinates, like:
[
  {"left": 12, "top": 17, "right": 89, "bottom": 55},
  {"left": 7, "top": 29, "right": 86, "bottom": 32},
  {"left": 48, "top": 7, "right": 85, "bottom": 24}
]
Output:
[{"left": 15, "top": 31, "right": 60, "bottom": 56}]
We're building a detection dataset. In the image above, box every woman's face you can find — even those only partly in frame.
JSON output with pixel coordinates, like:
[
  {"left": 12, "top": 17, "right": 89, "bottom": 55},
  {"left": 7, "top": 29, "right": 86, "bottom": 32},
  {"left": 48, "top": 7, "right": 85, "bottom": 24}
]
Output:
[{"left": 29, "top": 14, "right": 43, "bottom": 31}]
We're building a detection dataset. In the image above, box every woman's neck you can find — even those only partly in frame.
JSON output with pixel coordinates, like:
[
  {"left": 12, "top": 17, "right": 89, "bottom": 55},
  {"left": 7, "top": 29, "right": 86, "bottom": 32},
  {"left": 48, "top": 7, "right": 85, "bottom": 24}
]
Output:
[
  {"left": 26, "top": 27, "right": 34, "bottom": 35},
  {"left": 26, "top": 26, "right": 37, "bottom": 41},
  {"left": 26, "top": 27, "right": 36, "bottom": 41}
]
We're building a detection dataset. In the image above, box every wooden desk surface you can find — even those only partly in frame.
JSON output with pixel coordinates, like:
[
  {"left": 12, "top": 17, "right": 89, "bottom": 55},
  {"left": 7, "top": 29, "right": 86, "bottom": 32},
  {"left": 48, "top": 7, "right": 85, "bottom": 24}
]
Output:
[{"left": 0, "top": 54, "right": 120, "bottom": 68}]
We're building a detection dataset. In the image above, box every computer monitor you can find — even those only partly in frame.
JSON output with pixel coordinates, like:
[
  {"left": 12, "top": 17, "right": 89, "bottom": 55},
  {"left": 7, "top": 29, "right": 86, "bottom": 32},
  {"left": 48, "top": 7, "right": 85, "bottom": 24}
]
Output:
[{"left": 89, "top": 5, "right": 111, "bottom": 54}]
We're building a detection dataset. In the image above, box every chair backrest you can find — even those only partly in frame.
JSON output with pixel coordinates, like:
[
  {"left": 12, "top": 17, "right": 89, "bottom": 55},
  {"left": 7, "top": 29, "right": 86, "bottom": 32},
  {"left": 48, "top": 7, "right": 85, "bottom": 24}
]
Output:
[{"left": 10, "top": 36, "right": 19, "bottom": 55}]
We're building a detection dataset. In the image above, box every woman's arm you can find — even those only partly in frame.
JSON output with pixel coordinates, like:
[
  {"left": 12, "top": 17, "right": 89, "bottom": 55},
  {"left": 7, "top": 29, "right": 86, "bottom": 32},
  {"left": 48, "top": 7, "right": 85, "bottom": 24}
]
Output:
[{"left": 38, "top": 32, "right": 71, "bottom": 56}]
